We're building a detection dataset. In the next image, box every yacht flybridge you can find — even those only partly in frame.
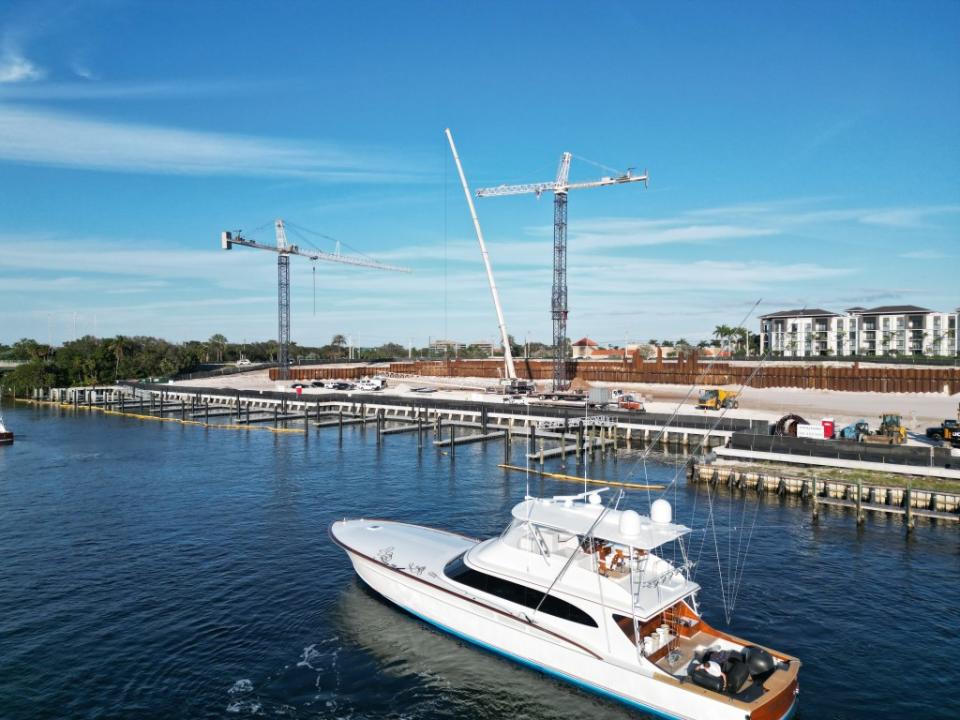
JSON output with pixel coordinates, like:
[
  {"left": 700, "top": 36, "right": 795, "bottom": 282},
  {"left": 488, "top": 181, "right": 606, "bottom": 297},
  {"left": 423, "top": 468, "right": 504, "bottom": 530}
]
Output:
[{"left": 331, "top": 490, "right": 799, "bottom": 720}]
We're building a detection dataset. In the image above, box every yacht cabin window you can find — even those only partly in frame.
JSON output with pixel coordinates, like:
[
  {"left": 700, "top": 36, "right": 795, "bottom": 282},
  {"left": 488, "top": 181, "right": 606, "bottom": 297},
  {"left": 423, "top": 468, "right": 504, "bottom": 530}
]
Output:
[{"left": 443, "top": 553, "right": 598, "bottom": 627}]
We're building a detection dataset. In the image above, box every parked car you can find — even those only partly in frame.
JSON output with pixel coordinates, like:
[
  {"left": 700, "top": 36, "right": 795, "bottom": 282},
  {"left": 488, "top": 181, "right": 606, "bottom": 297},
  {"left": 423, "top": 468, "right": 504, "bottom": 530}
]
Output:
[
  {"left": 331, "top": 381, "right": 353, "bottom": 390},
  {"left": 310, "top": 380, "right": 327, "bottom": 388}
]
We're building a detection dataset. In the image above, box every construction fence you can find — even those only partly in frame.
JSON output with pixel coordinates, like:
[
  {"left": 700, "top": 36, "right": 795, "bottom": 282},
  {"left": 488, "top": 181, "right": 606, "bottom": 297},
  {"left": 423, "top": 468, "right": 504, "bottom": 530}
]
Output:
[{"left": 271, "top": 352, "right": 960, "bottom": 394}]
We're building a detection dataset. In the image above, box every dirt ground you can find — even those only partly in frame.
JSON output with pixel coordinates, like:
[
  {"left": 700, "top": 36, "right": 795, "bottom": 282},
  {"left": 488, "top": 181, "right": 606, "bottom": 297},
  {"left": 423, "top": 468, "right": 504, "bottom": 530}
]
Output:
[{"left": 174, "top": 366, "right": 960, "bottom": 439}]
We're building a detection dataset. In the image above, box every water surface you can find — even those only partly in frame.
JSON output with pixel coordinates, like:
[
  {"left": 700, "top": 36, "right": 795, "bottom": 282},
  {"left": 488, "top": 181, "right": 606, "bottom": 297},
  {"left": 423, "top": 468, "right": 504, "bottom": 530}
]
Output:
[{"left": 0, "top": 403, "right": 956, "bottom": 719}]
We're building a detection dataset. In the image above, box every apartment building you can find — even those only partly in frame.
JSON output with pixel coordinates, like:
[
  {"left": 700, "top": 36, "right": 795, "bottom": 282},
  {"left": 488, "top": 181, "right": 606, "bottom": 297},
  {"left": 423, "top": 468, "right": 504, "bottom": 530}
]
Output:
[{"left": 759, "top": 305, "right": 959, "bottom": 357}]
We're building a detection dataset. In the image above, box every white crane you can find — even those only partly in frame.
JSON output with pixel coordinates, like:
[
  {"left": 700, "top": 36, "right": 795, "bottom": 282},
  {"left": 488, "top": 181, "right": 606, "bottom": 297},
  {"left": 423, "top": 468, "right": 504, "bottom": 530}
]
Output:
[
  {"left": 221, "top": 219, "right": 410, "bottom": 380},
  {"left": 477, "top": 155, "right": 647, "bottom": 390},
  {"left": 444, "top": 129, "right": 517, "bottom": 381}
]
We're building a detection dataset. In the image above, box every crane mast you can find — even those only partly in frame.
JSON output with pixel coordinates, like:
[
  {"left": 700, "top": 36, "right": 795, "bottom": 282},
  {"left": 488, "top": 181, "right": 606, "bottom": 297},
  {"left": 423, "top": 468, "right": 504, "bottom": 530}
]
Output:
[
  {"left": 221, "top": 219, "right": 410, "bottom": 380},
  {"left": 477, "top": 156, "right": 647, "bottom": 391},
  {"left": 275, "top": 220, "right": 292, "bottom": 373}
]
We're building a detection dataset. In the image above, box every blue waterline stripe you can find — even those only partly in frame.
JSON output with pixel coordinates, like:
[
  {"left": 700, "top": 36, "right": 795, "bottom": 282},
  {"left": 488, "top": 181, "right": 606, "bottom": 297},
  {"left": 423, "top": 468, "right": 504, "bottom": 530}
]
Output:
[
  {"left": 354, "top": 579, "right": 799, "bottom": 720},
  {"left": 405, "top": 601, "right": 798, "bottom": 720},
  {"left": 393, "top": 599, "right": 680, "bottom": 720}
]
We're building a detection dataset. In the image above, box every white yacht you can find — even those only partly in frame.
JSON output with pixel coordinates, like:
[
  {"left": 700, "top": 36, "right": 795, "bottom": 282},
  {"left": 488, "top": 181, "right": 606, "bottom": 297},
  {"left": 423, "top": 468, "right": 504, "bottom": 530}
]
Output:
[
  {"left": 0, "top": 413, "right": 12, "bottom": 445},
  {"left": 331, "top": 490, "right": 800, "bottom": 720}
]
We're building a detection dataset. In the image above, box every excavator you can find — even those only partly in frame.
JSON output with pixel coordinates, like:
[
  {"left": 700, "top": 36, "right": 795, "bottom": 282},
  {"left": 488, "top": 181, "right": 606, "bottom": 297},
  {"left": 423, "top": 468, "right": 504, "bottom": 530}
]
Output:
[{"left": 697, "top": 388, "right": 739, "bottom": 410}]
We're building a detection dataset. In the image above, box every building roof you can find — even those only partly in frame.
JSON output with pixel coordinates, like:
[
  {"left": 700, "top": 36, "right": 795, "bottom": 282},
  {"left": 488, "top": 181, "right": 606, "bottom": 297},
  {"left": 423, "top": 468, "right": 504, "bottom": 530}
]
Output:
[
  {"left": 853, "top": 305, "right": 933, "bottom": 315},
  {"left": 571, "top": 337, "right": 599, "bottom": 347},
  {"left": 759, "top": 308, "right": 839, "bottom": 319}
]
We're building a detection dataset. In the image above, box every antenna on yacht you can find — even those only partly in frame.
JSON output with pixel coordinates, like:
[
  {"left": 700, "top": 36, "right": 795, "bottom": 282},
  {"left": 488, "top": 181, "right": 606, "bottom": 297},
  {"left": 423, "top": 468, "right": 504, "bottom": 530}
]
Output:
[
  {"left": 525, "top": 400, "right": 531, "bottom": 499},
  {"left": 583, "top": 397, "right": 589, "bottom": 495}
]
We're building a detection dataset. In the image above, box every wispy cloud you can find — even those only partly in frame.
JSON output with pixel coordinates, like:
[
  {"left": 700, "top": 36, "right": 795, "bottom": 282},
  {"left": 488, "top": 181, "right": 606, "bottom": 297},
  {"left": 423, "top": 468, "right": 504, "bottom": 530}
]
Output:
[
  {"left": 0, "top": 78, "right": 266, "bottom": 100},
  {"left": 687, "top": 198, "right": 960, "bottom": 231},
  {"left": 898, "top": 249, "right": 947, "bottom": 260},
  {"left": 566, "top": 217, "right": 775, "bottom": 249},
  {"left": 0, "top": 104, "right": 421, "bottom": 180},
  {"left": 859, "top": 206, "right": 960, "bottom": 229},
  {"left": 0, "top": 50, "right": 44, "bottom": 82}
]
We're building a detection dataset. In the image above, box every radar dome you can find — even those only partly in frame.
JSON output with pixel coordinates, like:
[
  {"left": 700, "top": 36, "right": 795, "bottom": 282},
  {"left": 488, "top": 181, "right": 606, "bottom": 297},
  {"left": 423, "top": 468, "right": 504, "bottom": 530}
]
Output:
[
  {"left": 619, "top": 509, "right": 642, "bottom": 535},
  {"left": 650, "top": 499, "right": 672, "bottom": 524}
]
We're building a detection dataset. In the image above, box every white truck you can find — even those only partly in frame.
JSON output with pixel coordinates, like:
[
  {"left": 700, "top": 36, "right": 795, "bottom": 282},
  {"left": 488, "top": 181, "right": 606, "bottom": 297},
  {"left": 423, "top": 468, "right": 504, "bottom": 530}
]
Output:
[{"left": 587, "top": 387, "right": 623, "bottom": 408}]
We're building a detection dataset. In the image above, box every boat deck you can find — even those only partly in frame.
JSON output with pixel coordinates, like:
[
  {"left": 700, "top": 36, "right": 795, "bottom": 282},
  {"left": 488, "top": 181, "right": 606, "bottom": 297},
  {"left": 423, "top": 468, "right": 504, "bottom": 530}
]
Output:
[{"left": 655, "top": 630, "right": 799, "bottom": 707}]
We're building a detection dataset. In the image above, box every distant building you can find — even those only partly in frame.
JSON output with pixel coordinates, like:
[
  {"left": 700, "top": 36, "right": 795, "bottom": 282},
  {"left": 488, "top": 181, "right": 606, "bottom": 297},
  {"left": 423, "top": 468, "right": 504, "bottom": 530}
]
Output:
[
  {"left": 759, "top": 305, "right": 959, "bottom": 357},
  {"left": 467, "top": 340, "right": 494, "bottom": 355},
  {"left": 571, "top": 337, "right": 600, "bottom": 358},
  {"left": 429, "top": 339, "right": 462, "bottom": 353}
]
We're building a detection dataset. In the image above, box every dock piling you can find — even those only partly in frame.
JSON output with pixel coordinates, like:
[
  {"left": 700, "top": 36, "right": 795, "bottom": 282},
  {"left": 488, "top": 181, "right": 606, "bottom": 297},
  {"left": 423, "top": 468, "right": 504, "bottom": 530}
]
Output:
[
  {"left": 905, "top": 483, "right": 914, "bottom": 533},
  {"left": 856, "top": 479, "right": 864, "bottom": 526},
  {"left": 812, "top": 476, "right": 819, "bottom": 522}
]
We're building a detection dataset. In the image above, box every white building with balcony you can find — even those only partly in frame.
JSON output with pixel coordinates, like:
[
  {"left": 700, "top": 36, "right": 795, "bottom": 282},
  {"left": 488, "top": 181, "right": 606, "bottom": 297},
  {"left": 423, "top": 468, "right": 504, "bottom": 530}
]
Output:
[
  {"left": 758, "top": 308, "right": 842, "bottom": 357},
  {"left": 759, "top": 305, "right": 959, "bottom": 357}
]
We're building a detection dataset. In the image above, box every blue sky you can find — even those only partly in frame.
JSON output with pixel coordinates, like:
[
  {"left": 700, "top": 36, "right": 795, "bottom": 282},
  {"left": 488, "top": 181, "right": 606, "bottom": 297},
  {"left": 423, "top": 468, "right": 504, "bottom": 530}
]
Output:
[{"left": 0, "top": 1, "right": 957, "bottom": 348}]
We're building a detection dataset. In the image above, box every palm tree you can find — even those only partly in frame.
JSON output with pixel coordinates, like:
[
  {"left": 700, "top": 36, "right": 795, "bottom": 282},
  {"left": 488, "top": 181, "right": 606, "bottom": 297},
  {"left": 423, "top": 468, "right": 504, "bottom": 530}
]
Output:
[
  {"left": 108, "top": 335, "right": 128, "bottom": 381},
  {"left": 208, "top": 334, "right": 228, "bottom": 363}
]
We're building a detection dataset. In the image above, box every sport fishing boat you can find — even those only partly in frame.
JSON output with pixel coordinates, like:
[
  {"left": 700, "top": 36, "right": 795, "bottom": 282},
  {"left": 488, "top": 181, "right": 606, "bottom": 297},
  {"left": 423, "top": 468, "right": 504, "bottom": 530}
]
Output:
[
  {"left": 331, "top": 490, "right": 800, "bottom": 720},
  {"left": 0, "top": 413, "right": 13, "bottom": 445}
]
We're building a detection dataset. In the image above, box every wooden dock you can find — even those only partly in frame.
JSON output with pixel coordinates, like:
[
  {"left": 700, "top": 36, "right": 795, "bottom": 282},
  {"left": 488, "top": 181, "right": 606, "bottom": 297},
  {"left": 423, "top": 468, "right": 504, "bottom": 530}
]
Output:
[{"left": 816, "top": 497, "right": 958, "bottom": 523}]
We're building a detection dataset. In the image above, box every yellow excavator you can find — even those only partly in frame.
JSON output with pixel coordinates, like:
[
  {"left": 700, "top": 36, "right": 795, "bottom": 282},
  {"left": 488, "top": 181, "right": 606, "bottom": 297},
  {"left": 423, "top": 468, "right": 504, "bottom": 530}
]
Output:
[{"left": 697, "top": 388, "right": 739, "bottom": 410}]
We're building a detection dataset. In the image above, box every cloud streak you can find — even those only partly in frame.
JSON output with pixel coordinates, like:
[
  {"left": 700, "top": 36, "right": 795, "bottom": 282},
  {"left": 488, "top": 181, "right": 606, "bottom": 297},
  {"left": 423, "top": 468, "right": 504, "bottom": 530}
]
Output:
[
  {"left": 0, "top": 51, "right": 43, "bottom": 82},
  {"left": 0, "top": 104, "right": 420, "bottom": 180}
]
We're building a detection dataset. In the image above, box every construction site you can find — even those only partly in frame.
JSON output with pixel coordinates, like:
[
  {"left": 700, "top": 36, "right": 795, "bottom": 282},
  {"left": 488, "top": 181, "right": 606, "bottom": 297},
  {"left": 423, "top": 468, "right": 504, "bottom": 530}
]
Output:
[{"left": 10, "top": 128, "right": 960, "bottom": 528}]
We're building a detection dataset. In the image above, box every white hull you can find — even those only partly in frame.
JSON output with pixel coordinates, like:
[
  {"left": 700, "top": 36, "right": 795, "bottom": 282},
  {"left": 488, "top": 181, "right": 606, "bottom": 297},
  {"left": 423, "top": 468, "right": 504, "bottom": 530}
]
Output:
[{"left": 333, "top": 521, "right": 797, "bottom": 720}]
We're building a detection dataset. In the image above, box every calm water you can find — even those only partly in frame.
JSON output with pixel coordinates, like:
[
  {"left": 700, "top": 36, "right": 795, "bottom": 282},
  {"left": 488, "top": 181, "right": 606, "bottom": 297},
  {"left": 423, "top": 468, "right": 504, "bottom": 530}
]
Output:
[{"left": 1, "top": 402, "right": 957, "bottom": 719}]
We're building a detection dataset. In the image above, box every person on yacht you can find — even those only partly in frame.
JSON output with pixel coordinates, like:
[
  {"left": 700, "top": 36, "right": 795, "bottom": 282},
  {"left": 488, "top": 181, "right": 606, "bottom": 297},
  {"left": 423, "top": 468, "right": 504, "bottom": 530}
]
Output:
[{"left": 701, "top": 660, "right": 726, "bottom": 690}]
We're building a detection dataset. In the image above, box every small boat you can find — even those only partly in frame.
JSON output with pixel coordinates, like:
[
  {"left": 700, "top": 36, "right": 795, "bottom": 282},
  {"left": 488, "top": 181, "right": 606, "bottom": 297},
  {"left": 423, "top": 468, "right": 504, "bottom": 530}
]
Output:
[
  {"left": 332, "top": 490, "right": 800, "bottom": 720},
  {"left": 0, "top": 413, "right": 13, "bottom": 444}
]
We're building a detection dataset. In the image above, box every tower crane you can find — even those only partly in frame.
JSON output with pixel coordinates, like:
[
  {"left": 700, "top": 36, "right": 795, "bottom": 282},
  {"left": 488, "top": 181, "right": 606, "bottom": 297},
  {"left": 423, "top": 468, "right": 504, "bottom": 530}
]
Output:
[
  {"left": 477, "top": 155, "right": 648, "bottom": 390},
  {"left": 221, "top": 219, "right": 410, "bottom": 380}
]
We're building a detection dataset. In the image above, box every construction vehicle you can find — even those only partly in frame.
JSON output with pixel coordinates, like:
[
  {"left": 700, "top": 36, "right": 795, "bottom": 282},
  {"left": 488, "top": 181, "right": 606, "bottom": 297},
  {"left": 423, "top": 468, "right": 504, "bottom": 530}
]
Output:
[
  {"left": 925, "top": 419, "right": 959, "bottom": 444},
  {"left": 618, "top": 393, "right": 645, "bottom": 412},
  {"left": 697, "top": 388, "right": 739, "bottom": 410},
  {"left": 839, "top": 419, "right": 870, "bottom": 440},
  {"left": 587, "top": 387, "right": 621, "bottom": 408},
  {"left": 861, "top": 413, "right": 907, "bottom": 445}
]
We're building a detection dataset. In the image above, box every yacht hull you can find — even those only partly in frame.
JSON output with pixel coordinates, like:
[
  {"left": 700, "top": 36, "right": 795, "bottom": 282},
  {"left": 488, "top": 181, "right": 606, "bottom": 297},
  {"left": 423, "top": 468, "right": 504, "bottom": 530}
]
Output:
[{"left": 331, "top": 519, "right": 797, "bottom": 720}]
